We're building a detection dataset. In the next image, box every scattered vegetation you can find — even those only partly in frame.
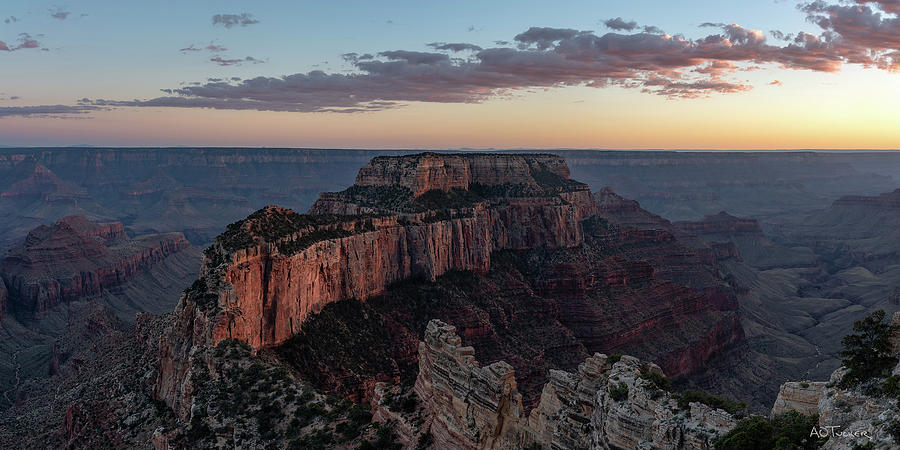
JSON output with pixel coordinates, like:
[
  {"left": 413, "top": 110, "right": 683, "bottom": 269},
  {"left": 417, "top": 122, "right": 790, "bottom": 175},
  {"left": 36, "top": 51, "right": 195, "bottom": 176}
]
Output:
[
  {"left": 357, "top": 422, "right": 403, "bottom": 450},
  {"left": 714, "top": 411, "right": 825, "bottom": 450},
  {"left": 640, "top": 370, "right": 673, "bottom": 399},
  {"left": 838, "top": 310, "right": 898, "bottom": 388},
  {"left": 676, "top": 389, "right": 747, "bottom": 417},
  {"left": 607, "top": 354, "right": 622, "bottom": 365},
  {"left": 182, "top": 277, "right": 219, "bottom": 310},
  {"left": 881, "top": 374, "right": 900, "bottom": 399},
  {"left": 888, "top": 420, "right": 900, "bottom": 443},
  {"left": 609, "top": 382, "right": 629, "bottom": 402},
  {"left": 184, "top": 339, "right": 376, "bottom": 448},
  {"left": 416, "top": 431, "right": 434, "bottom": 450},
  {"left": 381, "top": 388, "right": 420, "bottom": 414}
]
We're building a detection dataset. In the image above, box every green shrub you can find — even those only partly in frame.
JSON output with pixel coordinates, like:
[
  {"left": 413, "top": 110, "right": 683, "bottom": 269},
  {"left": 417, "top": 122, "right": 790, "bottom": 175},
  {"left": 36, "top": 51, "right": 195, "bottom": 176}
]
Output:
[
  {"left": 839, "top": 310, "right": 899, "bottom": 387},
  {"left": 677, "top": 389, "right": 747, "bottom": 417},
  {"left": 640, "top": 371, "right": 673, "bottom": 392},
  {"left": 608, "top": 354, "right": 622, "bottom": 365},
  {"left": 609, "top": 382, "right": 629, "bottom": 402},
  {"left": 881, "top": 375, "right": 900, "bottom": 399},
  {"left": 888, "top": 420, "right": 900, "bottom": 443},
  {"left": 714, "top": 411, "right": 824, "bottom": 450},
  {"left": 416, "top": 431, "right": 434, "bottom": 450}
]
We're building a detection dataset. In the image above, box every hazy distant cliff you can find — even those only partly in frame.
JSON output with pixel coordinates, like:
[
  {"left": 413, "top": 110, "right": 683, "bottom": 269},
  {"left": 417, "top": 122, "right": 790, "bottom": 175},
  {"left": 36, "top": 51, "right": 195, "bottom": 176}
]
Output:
[{"left": 0, "top": 216, "right": 190, "bottom": 317}]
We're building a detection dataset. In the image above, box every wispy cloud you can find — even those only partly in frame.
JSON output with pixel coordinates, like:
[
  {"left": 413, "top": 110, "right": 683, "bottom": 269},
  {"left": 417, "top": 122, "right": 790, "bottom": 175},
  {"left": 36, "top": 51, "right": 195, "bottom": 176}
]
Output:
[
  {"left": 210, "top": 55, "right": 265, "bottom": 66},
  {"left": 49, "top": 7, "right": 70, "bottom": 20},
  {"left": 0, "top": 104, "right": 99, "bottom": 118},
  {"left": 212, "top": 13, "right": 259, "bottom": 28},
  {"left": 1, "top": 33, "right": 42, "bottom": 52},
  {"left": 25, "top": 0, "right": 900, "bottom": 117},
  {"left": 427, "top": 42, "right": 483, "bottom": 52},
  {"left": 3, "top": 16, "right": 19, "bottom": 24}
]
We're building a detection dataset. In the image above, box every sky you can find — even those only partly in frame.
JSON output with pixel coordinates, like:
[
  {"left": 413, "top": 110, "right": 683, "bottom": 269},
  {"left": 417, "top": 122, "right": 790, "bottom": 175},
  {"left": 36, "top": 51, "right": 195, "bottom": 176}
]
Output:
[{"left": 0, "top": 0, "right": 899, "bottom": 149}]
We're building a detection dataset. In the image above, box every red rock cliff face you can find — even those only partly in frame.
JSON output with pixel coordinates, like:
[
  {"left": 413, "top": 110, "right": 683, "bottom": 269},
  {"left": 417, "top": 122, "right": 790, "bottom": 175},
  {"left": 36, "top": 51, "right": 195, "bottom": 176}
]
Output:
[
  {"left": 0, "top": 216, "right": 191, "bottom": 317},
  {"left": 155, "top": 153, "right": 744, "bottom": 419},
  {"left": 213, "top": 198, "right": 594, "bottom": 349},
  {"left": 156, "top": 154, "right": 598, "bottom": 414}
]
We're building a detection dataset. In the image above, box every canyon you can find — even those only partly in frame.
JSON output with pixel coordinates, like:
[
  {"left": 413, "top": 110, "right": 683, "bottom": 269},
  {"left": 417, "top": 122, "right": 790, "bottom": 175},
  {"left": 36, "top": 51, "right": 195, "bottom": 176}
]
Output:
[
  {"left": 0, "top": 216, "right": 199, "bottom": 409},
  {"left": 154, "top": 154, "right": 746, "bottom": 422},
  {"left": 1, "top": 149, "right": 900, "bottom": 448}
]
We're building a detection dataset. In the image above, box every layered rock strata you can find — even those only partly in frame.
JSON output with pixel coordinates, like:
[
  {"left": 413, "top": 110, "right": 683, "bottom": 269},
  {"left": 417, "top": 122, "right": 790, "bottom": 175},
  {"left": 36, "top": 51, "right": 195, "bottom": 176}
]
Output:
[
  {"left": 770, "top": 381, "right": 827, "bottom": 416},
  {"left": 175, "top": 154, "right": 598, "bottom": 349},
  {"left": 675, "top": 211, "right": 763, "bottom": 236},
  {"left": 155, "top": 153, "right": 743, "bottom": 420},
  {"left": 0, "top": 216, "right": 190, "bottom": 317},
  {"left": 411, "top": 319, "right": 737, "bottom": 449}
]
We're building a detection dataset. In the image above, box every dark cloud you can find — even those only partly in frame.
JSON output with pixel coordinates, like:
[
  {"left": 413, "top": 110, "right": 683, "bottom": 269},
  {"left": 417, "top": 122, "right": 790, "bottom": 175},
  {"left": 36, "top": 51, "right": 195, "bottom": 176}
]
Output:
[
  {"left": 341, "top": 52, "right": 374, "bottom": 63},
  {"left": 428, "top": 42, "right": 483, "bottom": 52},
  {"left": 4, "top": 16, "right": 19, "bottom": 24},
  {"left": 514, "top": 27, "right": 584, "bottom": 50},
  {"left": 0, "top": 104, "right": 99, "bottom": 118},
  {"left": 207, "top": 44, "right": 228, "bottom": 52},
  {"left": 378, "top": 50, "right": 449, "bottom": 64},
  {"left": 212, "top": 13, "right": 259, "bottom": 28},
  {"left": 49, "top": 7, "right": 70, "bottom": 20},
  {"left": 1, "top": 33, "right": 42, "bottom": 52},
  {"left": 604, "top": 17, "right": 638, "bottom": 31},
  {"left": 799, "top": 0, "right": 900, "bottom": 69}
]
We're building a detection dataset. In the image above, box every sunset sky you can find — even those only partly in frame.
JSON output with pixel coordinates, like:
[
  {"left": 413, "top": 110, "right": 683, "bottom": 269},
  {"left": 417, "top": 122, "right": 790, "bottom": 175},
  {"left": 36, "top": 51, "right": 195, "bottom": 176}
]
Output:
[{"left": 1, "top": 0, "right": 899, "bottom": 149}]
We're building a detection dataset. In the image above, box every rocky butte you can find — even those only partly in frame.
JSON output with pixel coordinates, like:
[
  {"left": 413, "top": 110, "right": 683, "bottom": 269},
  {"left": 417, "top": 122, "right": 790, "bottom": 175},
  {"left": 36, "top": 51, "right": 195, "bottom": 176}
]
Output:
[
  {"left": 155, "top": 152, "right": 745, "bottom": 421},
  {"left": 0, "top": 216, "right": 190, "bottom": 317}
]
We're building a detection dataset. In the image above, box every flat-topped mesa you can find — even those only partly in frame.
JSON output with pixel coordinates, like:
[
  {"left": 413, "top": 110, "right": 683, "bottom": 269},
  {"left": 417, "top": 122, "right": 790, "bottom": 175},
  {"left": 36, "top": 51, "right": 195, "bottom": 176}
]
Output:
[
  {"left": 309, "top": 153, "right": 594, "bottom": 217},
  {"left": 354, "top": 152, "right": 577, "bottom": 196},
  {"left": 185, "top": 153, "right": 599, "bottom": 351},
  {"left": 832, "top": 188, "right": 900, "bottom": 209}
]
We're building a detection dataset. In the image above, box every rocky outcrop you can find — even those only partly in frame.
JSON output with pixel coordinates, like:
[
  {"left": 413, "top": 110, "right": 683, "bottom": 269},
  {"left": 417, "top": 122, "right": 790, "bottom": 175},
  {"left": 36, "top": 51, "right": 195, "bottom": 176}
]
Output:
[
  {"left": 0, "top": 216, "right": 191, "bottom": 317},
  {"left": 771, "top": 313, "right": 900, "bottom": 449},
  {"left": 412, "top": 319, "right": 737, "bottom": 450},
  {"left": 414, "top": 320, "right": 529, "bottom": 449},
  {"left": 770, "top": 381, "right": 827, "bottom": 416}
]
